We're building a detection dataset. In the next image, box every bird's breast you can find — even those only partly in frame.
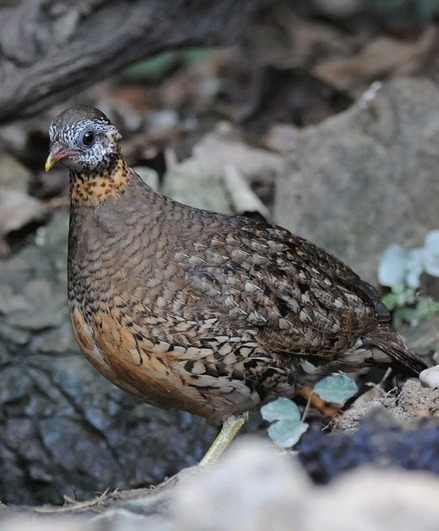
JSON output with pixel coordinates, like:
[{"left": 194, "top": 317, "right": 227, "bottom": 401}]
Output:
[
  {"left": 69, "top": 305, "right": 257, "bottom": 422},
  {"left": 70, "top": 305, "right": 207, "bottom": 412}
]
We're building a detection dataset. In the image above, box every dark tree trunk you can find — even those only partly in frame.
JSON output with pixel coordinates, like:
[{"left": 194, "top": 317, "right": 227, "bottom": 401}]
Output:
[{"left": 0, "top": 0, "right": 263, "bottom": 124}]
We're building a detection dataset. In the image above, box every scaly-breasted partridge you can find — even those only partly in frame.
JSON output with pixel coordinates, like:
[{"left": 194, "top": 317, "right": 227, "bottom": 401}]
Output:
[{"left": 45, "top": 106, "right": 426, "bottom": 463}]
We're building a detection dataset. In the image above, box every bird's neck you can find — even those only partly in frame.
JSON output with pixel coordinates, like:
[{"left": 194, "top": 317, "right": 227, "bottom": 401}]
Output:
[{"left": 70, "top": 157, "right": 131, "bottom": 206}]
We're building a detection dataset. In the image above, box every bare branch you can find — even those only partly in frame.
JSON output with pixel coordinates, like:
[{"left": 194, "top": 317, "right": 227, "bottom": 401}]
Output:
[{"left": 0, "top": 0, "right": 263, "bottom": 124}]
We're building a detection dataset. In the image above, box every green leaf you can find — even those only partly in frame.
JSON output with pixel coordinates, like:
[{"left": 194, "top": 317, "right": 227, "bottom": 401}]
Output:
[
  {"left": 182, "top": 48, "right": 215, "bottom": 65},
  {"left": 313, "top": 373, "right": 358, "bottom": 406},
  {"left": 394, "top": 295, "right": 439, "bottom": 327},
  {"left": 124, "top": 52, "right": 178, "bottom": 81},
  {"left": 261, "top": 398, "right": 308, "bottom": 449},
  {"left": 382, "top": 291, "right": 399, "bottom": 310},
  {"left": 417, "top": 296, "right": 439, "bottom": 318},
  {"left": 260, "top": 397, "right": 301, "bottom": 422},
  {"left": 267, "top": 419, "right": 309, "bottom": 449}
]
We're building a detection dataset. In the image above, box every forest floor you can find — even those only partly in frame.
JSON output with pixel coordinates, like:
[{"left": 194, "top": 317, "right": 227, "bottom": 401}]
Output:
[{"left": 1, "top": 1, "right": 439, "bottom": 528}]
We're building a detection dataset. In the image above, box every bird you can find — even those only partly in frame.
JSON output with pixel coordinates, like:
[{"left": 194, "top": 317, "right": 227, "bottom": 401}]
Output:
[{"left": 45, "top": 106, "right": 427, "bottom": 465}]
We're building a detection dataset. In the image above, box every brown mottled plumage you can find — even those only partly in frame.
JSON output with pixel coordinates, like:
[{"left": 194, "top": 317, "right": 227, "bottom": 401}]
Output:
[{"left": 46, "top": 107, "right": 426, "bottom": 442}]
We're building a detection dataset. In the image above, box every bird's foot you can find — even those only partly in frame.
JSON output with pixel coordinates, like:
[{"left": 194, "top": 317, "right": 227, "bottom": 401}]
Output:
[{"left": 199, "top": 413, "right": 248, "bottom": 466}]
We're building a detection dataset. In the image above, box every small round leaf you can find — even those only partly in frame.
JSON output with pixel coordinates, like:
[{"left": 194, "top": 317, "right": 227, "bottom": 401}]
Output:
[
  {"left": 267, "top": 419, "right": 309, "bottom": 449},
  {"left": 261, "top": 397, "right": 301, "bottom": 422},
  {"left": 313, "top": 374, "right": 358, "bottom": 406}
]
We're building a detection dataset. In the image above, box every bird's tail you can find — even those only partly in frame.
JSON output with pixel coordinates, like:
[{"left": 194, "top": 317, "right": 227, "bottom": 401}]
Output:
[{"left": 362, "top": 325, "right": 428, "bottom": 376}]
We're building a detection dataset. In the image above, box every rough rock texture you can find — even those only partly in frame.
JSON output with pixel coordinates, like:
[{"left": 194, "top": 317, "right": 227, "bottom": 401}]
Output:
[
  {"left": 274, "top": 78, "right": 439, "bottom": 282},
  {"left": 0, "top": 155, "right": 32, "bottom": 193},
  {"left": 403, "top": 315, "right": 439, "bottom": 355},
  {"left": 0, "top": 211, "right": 214, "bottom": 506},
  {"left": 173, "top": 439, "right": 307, "bottom": 531},
  {"left": 299, "top": 410, "right": 439, "bottom": 484},
  {"left": 4, "top": 438, "right": 439, "bottom": 530},
  {"left": 335, "top": 378, "right": 439, "bottom": 432},
  {"left": 0, "top": 190, "right": 48, "bottom": 255},
  {"left": 163, "top": 125, "right": 283, "bottom": 213}
]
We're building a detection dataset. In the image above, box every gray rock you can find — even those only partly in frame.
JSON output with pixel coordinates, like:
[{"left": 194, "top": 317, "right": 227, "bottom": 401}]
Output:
[
  {"left": 163, "top": 124, "right": 283, "bottom": 214},
  {"left": 90, "top": 508, "right": 170, "bottom": 531},
  {"left": 134, "top": 167, "right": 159, "bottom": 191},
  {"left": 0, "top": 154, "right": 32, "bottom": 193},
  {"left": 192, "top": 125, "right": 284, "bottom": 185},
  {"left": 420, "top": 364, "right": 439, "bottom": 388},
  {"left": 0, "top": 520, "right": 83, "bottom": 531},
  {"left": 274, "top": 78, "right": 439, "bottom": 283},
  {"left": 0, "top": 190, "right": 47, "bottom": 238},
  {"left": 174, "top": 438, "right": 308, "bottom": 531},
  {"left": 335, "top": 378, "right": 439, "bottom": 431},
  {"left": 403, "top": 315, "right": 439, "bottom": 356},
  {"left": 0, "top": 211, "right": 214, "bottom": 506},
  {"left": 5, "top": 438, "right": 439, "bottom": 530},
  {"left": 308, "top": 468, "right": 439, "bottom": 531},
  {"left": 163, "top": 156, "right": 232, "bottom": 214}
]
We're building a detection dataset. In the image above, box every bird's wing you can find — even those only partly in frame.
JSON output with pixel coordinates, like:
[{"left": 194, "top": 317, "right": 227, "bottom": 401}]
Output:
[{"left": 175, "top": 217, "right": 388, "bottom": 357}]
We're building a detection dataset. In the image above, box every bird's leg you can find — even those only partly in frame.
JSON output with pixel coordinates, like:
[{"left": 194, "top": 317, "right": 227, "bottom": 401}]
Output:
[
  {"left": 296, "top": 386, "right": 340, "bottom": 417},
  {"left": 200, "top": 413, "right": 248, "bottom": 466}
]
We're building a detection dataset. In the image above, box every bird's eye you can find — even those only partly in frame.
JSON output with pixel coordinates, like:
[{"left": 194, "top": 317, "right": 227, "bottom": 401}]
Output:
[{"left": 82, "top": 130, "right": 95, "bottom": 147}]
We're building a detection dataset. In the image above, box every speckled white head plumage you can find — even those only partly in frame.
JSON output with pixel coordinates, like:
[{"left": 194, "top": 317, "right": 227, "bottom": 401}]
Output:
[{"left": 47, "top": 106, "right": 122, "bottom": 173}]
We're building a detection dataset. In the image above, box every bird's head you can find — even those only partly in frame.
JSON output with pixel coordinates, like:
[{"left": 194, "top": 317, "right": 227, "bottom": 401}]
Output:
[{"left": 45, "top": 106, "right": 122, "bottom": 174}]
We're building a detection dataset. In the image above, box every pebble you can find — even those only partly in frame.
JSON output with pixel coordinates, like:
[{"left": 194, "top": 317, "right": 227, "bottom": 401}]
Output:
[{"left": 420, "top": 365, "right": 439, "bottom": 388}]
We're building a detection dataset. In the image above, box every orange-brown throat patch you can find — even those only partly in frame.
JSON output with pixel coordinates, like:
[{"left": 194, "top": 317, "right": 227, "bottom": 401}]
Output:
[{"left": 70, "top": 158, "right": 131, "bottom": 206}]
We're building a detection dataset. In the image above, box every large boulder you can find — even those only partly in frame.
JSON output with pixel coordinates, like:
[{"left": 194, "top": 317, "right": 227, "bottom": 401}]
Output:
[
  {"left": 4, "top": 437, "right": 439, "bottom": 530},
  {"left": 274, "top": 78, "right": 439, "bottom": 283}
]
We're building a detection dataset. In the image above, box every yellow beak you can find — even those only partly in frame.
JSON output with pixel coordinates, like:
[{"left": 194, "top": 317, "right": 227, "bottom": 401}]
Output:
[
  {"left": 44, "top": 152, "right": 56, "bottom": 172},
  {"left": 44, "top": 145, "right": 75, "bottom": 172}
]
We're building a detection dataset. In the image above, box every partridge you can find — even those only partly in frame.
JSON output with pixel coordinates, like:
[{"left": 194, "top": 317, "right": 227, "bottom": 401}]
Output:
[{"left": 45, "top": 106, "right": 426, "bottom": 464}]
